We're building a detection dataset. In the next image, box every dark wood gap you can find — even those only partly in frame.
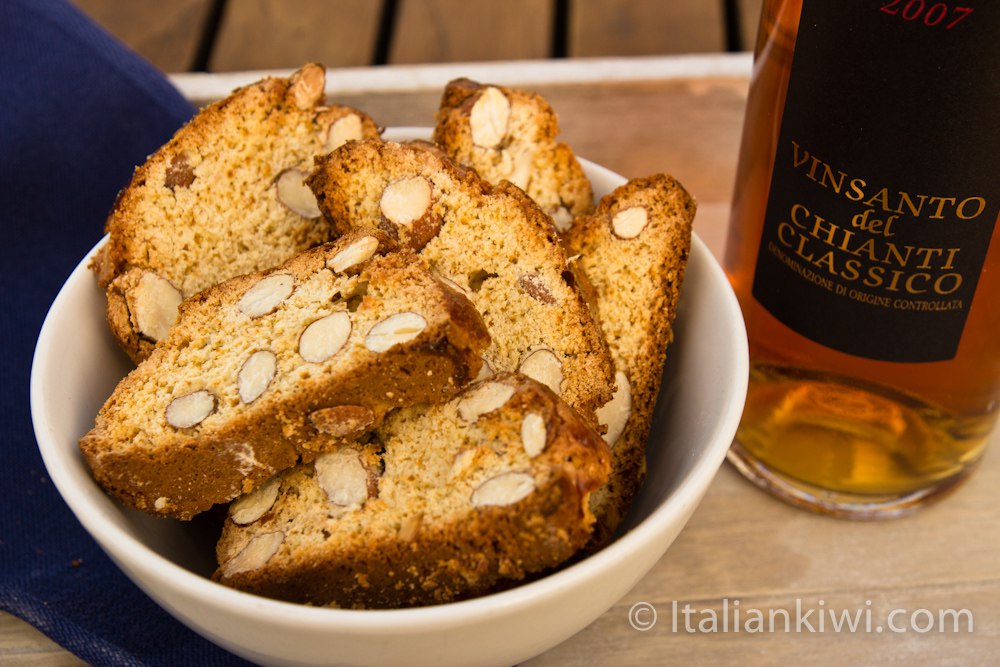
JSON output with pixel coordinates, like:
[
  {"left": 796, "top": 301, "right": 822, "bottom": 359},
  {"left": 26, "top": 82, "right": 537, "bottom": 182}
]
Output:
[
  {"left": 551, "top": 0, "right": 570, "bottom": 58},
  {"left": 372, "top": 0, "right": 400, "bottom": 66},
  {"left": 190, "top": 0, "right": 228, "bottom": 72},
  {"left": 722, "top": 0, "right": 744, "bottom": 51}
]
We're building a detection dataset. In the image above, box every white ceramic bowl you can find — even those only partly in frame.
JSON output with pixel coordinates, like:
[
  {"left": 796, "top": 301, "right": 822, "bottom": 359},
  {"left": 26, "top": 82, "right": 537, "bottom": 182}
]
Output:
[{"left": 30, "top": 131, "right": 748, "bottom": 667}]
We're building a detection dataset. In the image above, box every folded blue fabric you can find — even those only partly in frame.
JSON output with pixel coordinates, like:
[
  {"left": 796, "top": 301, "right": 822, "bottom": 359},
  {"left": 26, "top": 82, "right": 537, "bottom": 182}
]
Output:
[{"left": 0, "top": 1, "right": 250, "bottom": 664}]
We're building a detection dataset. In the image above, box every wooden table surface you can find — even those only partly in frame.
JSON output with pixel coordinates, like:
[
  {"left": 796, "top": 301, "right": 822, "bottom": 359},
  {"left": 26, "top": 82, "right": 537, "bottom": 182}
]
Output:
[
  {"left": 70, "top": 0, "right": 765, "bottom": 72},
  {"left": 5, "top": 55, "right": 999, "bottom": 666}
]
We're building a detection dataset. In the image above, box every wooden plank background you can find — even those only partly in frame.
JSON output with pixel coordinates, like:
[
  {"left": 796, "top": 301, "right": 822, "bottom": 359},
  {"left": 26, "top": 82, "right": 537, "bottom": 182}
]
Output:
[
  {"left": 210, "top": 0, "right": 384, "bottom": 70},
  {"left": 71, "top": 0, "right": 765, "bottom": 72}
]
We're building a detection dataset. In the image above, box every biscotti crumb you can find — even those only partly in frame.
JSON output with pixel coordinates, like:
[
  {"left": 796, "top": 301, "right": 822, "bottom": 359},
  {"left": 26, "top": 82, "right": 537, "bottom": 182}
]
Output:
[
  {"left": 308, "top": 139, "right": 614, "bottom": 421},
  {"left": 564, "top": 174, "right": 696, "bottom": 546},
  {"left": 214, "top": 373, "right": 610, "bottom": 608},
  {"left": 93, "top": 63, "right": 382, "bottom": 363},
  {"left": 80, "top": 231, "right": 490, "bottom": 520},
  {"left": 432, "top": 78, "right": 594, "bottom": 230}
]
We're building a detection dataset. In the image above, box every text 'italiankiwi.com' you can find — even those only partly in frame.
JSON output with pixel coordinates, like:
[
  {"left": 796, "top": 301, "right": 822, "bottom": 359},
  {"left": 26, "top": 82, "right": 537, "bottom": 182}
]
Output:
[{"left": 627, "top": 600, "right": 974, "bottom": 634}]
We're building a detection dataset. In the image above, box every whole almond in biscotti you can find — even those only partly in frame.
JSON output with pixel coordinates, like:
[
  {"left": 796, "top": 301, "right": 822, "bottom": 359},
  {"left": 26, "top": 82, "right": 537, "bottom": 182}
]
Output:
[
  {"left": 91, "top": 63, "right": 382, "bottom": 364},
  {"left": 432, "top": 78, "right": 594, "bottom": 232},
  {"left": 308, "top": 139, "right": 614, "bottom": 423},
  {"left": 563, "top": 173, "right": 695, "bottom": 547},
  {"left": 213, "top": 373, "right": 611, "bottom": 609},
  {"left": 80, "top": 231, "right": 490, "bottom": 520}
]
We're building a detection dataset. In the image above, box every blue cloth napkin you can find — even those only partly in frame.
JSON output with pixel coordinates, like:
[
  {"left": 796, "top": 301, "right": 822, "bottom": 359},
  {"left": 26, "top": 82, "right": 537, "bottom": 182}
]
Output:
[{"left": 0, "top": 1, "right": 251, "bottom": 664}]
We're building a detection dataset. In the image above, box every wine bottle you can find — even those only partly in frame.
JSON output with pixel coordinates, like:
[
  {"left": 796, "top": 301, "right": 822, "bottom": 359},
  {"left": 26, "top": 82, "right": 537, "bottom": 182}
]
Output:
[{"left": 725, "top": 0, "right": 1000, "bottom": 517}]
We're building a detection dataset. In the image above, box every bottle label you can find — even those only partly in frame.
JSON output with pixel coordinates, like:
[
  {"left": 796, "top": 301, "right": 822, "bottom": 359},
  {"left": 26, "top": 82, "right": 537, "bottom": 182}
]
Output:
[{"left": 751, "top": 1, "right": 1000, "bottom": 362}]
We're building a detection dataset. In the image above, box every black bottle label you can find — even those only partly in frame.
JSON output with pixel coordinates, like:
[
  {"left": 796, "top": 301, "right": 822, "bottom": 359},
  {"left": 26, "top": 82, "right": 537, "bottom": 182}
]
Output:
[{"left": 751, "top": 0, "right": 1000, "bottom": 362}]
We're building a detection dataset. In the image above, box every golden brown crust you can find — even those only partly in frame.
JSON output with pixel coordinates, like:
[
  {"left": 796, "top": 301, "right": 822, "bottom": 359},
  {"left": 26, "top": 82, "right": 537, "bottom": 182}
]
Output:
[
  {"left": 308, "top": 139, "right": 614, "bottom": 421},
  {"left": 432, "top": 78, "right": 593, "bottom": 228},
  {"left": 80, "top": 232, "right": 490, "bottom": 520},
  {"left": 564, "top": 174, "right": 696, "bottom": 546},
  {"left": 213, "top": 373, "right": 610, "bottom": 608},
  {"left": 92, "top": 63, "right": 382, "bottom": 362}
]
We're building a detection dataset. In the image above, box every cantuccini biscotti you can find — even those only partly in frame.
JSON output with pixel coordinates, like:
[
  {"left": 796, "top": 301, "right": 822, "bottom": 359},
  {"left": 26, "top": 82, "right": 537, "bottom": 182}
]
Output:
[
  {"left": 308, "top": 139, "right": 615, "bottom": 420},
  {"left": 213, "top": 373, "right": 611, "bottom": 608},
  {"left": 432, "top": 78, "right": 593, "bottom": 232},
  {"left": 92, "top": 63, "right": 381, "bottom": 363},
  {"left": 80, "top": 232, "right": 490, "bottom": 520},
  {"left": 563, "top": 174, "right": 695, "bottom": 545}
]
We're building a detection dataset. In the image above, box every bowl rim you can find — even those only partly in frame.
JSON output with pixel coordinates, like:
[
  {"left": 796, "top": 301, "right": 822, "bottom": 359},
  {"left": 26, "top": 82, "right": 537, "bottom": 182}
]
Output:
[{"left": 30, "top": 135, "right": 748, "bottom": 632}]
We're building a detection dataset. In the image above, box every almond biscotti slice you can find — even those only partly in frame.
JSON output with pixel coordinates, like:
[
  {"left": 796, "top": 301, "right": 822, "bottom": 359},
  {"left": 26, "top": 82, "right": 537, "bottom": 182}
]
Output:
[
  {"left": 432, "top": 78, "right": 593, "bottom": 232},
  {"left": 213, "top": 373, "right": 610, "bottom": 608},
  {"left": 308, "top": 139, "right": 614, "bottom": 420},
  {"left": 92, "top": 63, "right": 382, "bottom": 363},
  {"left": 80, "top": 232, "right": 490, "bottom": 520},
  {"left": 563, "top": 174, "right": 695, "bottom": 545}
]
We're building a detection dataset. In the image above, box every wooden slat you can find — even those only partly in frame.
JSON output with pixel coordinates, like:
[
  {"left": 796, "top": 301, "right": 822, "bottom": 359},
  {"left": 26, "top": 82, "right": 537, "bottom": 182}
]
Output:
[
  {"left": 738, "top": 0, "right": 765, "bottom": 51},
  {"left": 526, "top": 455, "right": 1000, "bottom": 666},
  {"left": 568, "top": 0, "right": 725, "bottom": 56},
  {"left": 70, "top": 0, "right": 213, "bottom": 72},
  {"left": 0, "top": 612, "right": 86, "bottom": 666},
  {"left": 389, "top": 0, "right": 554, "bottom": 64},
  {"left": 528, "top": 578, "right": 1000, "bottom": 665},
  {"left": 209, "top": 0, "right": 383, "bottom": 71}
]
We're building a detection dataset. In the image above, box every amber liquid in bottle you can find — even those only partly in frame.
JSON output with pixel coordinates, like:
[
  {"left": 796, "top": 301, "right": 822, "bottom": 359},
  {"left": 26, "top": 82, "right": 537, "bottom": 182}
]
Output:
[{"left": 725, "top": 0, "right": 1000, "bottom": 517}]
